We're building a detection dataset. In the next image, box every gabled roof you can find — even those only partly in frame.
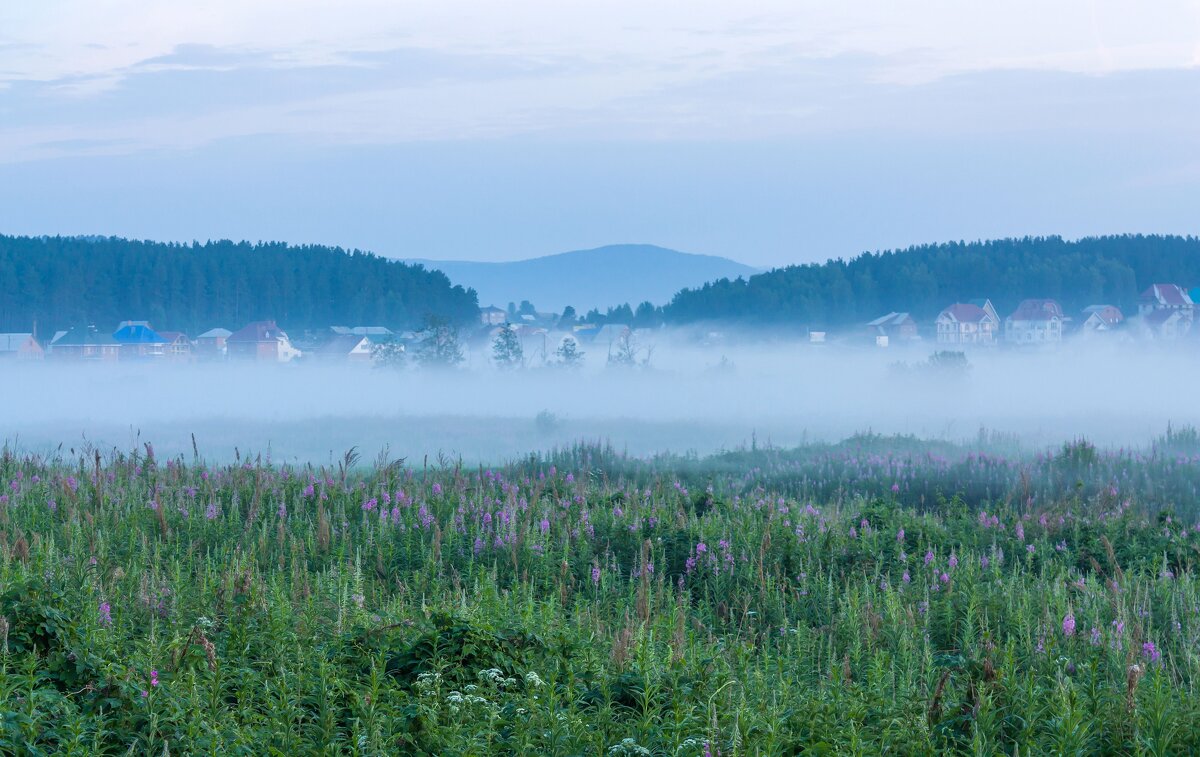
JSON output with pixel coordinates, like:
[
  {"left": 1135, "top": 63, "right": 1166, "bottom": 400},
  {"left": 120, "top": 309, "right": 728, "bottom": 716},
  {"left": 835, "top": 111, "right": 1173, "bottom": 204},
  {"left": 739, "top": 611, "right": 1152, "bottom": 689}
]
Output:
[
  {"left": 315, "top": 334, "right": 370, "bottom": 355},
  {"left": 1140, "top": 284, "right": 1193, "bottom": 307},
  {"left": 480, "top": 305, "right": 506, "bottom": 314},
  {"left": 112, "top": 322, "right": 166, "bottom": 344},
  {"left": 53, "top": 326, "right": 119, "bottom": 347},
  {"left": 938, "top": 303, "right": 990, "bottom": 323},
  {"left": 866, "top": 312, "right": 912, "bottom": 327},
  {"left": 229, "top": 321, "right": 289, "bottom": 343},
  {"left": 197, "top": 328, "right": 231, "bottom": 339},
  {"left": 157, "top": 331, "right": 189, "bottom": 343},
  {"left": 350, "top": 326, "right": 393, "bottom": 336},
  {"left": 1008, "top": 299, "right": 1063, "bottom": 322},
  {"left": 1082, "top": 305, "right": 1123, "bottom": 325},
  {"left": 1144, "top": 309, "right": 1183, "bottom": 326}
]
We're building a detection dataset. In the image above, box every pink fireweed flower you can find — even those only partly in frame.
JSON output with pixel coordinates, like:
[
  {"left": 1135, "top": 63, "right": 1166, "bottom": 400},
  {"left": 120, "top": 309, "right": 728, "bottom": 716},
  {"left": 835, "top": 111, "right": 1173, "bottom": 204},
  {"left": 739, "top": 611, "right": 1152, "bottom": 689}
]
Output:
[
  {"left": 1062, "top": 612, "right": 1076, "bottom": 637},
  {"left": 939, "top": 572, "right": 949, "bottom": 584},
  {"left": 1015, "top": 522, "right": 1025, "bottom": 542},
  {"left": 924, "top": 550, "right": 934, "bottom": 567},
  {"left": 948, "top": 553, "right": 958, "bottom": 569},
  {"left": 890, "top": 483, "right": 900, "bottom": 493},
  {"left": 896, "top": 528, "right": 905, "bottom": 543},
  {"left": 902, "top": 571, "right": 911, "bottom": 584},
  {"left": 1143, "top": 641, "right": 1161, "bottom": 663},
  {"left": 150, "top": 670, "right": 159, "bottom": 687},
  {"left": 1090, "top": 627, "right": 1101, "bottom": 645},
  {"left": 98, "top": 602, "right": 112, "bottom": 626},
  {"left": 431, "top": 483, "right": 442, "bottom": 496}
]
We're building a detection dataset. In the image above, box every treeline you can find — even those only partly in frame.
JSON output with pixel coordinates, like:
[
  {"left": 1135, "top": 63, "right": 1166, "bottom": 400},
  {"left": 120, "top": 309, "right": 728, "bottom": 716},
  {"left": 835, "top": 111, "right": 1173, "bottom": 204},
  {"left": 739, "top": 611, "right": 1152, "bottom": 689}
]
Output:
[
  {"left": 664, "top": 234, "right": 1200, "bottom": 326},
  {"left": 0, "top": 235, "right": 479, "bottom": 335}
]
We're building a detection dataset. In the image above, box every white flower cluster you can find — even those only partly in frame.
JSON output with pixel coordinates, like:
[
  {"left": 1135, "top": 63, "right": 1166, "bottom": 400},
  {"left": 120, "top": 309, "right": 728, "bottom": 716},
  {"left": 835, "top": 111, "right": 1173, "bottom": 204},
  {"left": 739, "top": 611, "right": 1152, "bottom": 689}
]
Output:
[
  {"left": 415, "top": 671, "right": 441, "bottom": 696},
  {"left": 477, "top": 668, "right": 517, "bottom": 689},
  {"left": 608, "top": 738, "right": 652, "bottom": 756}
]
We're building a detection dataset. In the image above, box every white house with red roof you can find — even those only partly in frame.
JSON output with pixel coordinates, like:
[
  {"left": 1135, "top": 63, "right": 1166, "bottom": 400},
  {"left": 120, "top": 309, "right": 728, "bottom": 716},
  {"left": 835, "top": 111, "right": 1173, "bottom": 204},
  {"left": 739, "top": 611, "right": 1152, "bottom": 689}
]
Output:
[
  {"left": 1079, "top": 305, "right": 1124, "bottom": 334},
  {"left": 1005, "top": 299, "right": 1065, "bottom": 345},
  {"left": 935, "top": 303, "right": 998, "bottom": 345},
  {"left": 1138, "top": 284, "right": 1194, "bottom": 317}
]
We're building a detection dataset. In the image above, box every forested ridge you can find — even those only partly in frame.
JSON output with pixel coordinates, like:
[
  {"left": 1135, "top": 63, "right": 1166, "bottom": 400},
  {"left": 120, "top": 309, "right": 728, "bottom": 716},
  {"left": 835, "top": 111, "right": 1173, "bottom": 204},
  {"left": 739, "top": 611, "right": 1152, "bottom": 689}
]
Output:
[
  {"left": 664, "top": 235, "right": 1200, "bottom": 326},
  {"left": 0, "top": 235, "right": 479, "bottom": 335}
]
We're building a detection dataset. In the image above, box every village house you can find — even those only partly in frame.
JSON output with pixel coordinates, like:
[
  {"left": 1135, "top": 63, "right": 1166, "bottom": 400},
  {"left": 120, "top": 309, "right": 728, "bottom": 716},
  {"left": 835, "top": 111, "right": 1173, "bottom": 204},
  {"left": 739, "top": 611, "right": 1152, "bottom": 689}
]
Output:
[
  {"left": 479, "top": 306, "right": 507, "bottom": 326},
  {"left": 1079, "top": 305, "right": 1124, "bottom": 334},
  {"left": 112, "top": 321, "right": 168, "bottom": 360},
  {"left": 0, "top": 333, "right": 44, "bottom": 360},
  {"left": 1138, "top": 284, "right": 1194, "bottom": 318},
  {"left": 195, "top": 328, "right": 231, "bottom": 359},
  {"left": 157, "top": 331, "right": 193, "bottom": 360},
  {"left": 227, "top": 320, "right": 301, "bottom": 362},
  {"left": 1005, "top": 299, "right": 1065, "bottom": 345},
  {"left": 48, "top": 326, "right": 121, "bottom": 361},
  {"left": 1137, "top": 309, "right": 1193, "bottom": 341},
  {"left": 935, "top": 303, "right": 997, "bottom": 345},
  {"left": 313, "top": 334, "right": 374, "bottom": 363},
  {"left": 864, "top": 312, "right": 918, "bottom": 345}
]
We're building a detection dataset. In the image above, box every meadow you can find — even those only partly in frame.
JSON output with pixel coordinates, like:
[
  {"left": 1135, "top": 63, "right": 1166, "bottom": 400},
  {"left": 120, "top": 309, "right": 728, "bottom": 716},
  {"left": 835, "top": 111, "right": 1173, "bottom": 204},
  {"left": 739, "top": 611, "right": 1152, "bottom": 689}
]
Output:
[{"left": 2, "top": 431, "right": 1200, "bottom": 754}]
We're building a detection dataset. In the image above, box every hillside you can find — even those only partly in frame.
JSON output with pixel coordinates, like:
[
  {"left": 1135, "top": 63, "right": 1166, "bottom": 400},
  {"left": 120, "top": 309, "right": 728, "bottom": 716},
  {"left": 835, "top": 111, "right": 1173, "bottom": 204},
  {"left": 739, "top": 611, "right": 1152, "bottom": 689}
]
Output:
[
  {"left": 406, "top": 244, "right": 759, "bottom": 312},
  {"left": 664, "top": 234, "right": 1200, "bottom": 327},
  {"left": 0, "top": 235, "right": 479, "bottom": 336}
]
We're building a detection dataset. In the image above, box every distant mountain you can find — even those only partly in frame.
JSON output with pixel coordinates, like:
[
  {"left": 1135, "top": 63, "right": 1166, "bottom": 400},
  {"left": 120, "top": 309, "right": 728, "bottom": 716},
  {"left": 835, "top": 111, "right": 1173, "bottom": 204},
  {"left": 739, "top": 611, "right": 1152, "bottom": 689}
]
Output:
[
  {"left": 664, "top": 234, "right": 1200, "bottom": 327},
  {"left": 406, "top": 244, "right": 759, "bottom": 312}
]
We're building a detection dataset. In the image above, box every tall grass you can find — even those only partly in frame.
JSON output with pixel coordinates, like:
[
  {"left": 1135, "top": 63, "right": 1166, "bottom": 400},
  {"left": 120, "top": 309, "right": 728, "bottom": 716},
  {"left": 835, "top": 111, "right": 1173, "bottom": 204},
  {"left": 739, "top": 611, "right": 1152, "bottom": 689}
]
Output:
[{"left": 0, "top": 440, "right": 1197, "bottom": 754}]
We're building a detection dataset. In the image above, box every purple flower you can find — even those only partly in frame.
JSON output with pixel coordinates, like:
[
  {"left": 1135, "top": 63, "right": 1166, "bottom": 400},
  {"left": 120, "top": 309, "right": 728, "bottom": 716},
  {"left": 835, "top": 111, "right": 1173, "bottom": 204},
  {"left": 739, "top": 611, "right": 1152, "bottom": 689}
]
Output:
[
  {"left": 539, "top": 518, "right": 550, "bottom": 534},
  {"left": 1090, "top": 627, "right": 1101, "bottom": 645},
  {"left": 431, "top": 483, "right": 443, "bottom": 496},
  {"left": 591, "top": 565, "right": 601, "bottom": 585},
  {"left": 939, "top": 572, "right": 949, "bottom": 584},
  {"left": 896, "top": 528, "right": 905, "bottom": 543},
  {"left": 150, "top": 670, "right": 159, "bottom": 687},
  {"left": 696, "top": 542, "right": 708, "bottom": 554},
  {"left": 1143, "top": 641, "right": 1161, "bottom": 663},
  {"left": 902, "top": 570, "right": 911, "bottom": 584},
  {"left": 98, "top": 601, "right": 112, "bottom": 627},
  {"left": 891, "top": 483, "right": 900, "bottom": 493},
  {"left": 948, "top": 553, "right": 958, "bottom": 569},
  {"left": 924, "top": 550, "right": 934, "bottom": 567},
  {"left": 1062, "top": 612, "right": 1076, "bottom": 637}
]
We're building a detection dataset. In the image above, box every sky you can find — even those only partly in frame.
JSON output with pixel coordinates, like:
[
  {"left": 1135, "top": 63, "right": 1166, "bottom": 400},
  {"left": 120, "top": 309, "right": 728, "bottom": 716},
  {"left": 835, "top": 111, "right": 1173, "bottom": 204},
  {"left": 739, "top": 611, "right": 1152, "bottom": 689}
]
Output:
[{"left": 2, "top": 1, "right": 1199, "bottom": 267}]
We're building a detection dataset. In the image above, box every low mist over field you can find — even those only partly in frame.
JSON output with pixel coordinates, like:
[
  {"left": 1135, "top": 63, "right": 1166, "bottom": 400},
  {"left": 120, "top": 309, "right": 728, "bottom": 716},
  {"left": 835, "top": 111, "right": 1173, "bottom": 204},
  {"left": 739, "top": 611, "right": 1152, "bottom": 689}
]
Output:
[{"left": 5, "top": 336, "right": 1196, "bottom": 463}]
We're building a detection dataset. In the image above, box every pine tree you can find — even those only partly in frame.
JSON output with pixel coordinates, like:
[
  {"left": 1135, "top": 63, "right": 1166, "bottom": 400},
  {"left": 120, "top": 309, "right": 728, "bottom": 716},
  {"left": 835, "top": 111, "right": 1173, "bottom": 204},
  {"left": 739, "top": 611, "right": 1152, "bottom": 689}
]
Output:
[
  {"left": 492, "top": 323, "right": 524, "bottom": 370},
  {"left": 553, "top": 336, "right": 584, "bottom": 369}
]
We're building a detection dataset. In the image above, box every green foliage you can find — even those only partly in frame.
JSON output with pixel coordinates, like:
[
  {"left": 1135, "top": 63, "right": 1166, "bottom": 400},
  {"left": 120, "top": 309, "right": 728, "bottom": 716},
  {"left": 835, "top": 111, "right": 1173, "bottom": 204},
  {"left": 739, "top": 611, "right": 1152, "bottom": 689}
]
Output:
[
  {"left": 0, "top": 234, "right": 479, "bottom": 335},
  {"left": 0, "top": 437, "right": 1198, "bottom": 752},
  {"left": 491, "top": 322, "right": 524, "bottom": 369},
  {"left": 664, "top": 233, "right": 1200, "bottom": 326}
]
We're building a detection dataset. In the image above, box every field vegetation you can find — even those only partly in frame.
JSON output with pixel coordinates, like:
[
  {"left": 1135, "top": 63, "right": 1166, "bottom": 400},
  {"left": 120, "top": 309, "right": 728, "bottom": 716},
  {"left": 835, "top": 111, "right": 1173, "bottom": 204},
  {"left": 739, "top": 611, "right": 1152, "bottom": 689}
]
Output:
[{"left": 1, "top": 430, "right": 1199, "bottom": 754}]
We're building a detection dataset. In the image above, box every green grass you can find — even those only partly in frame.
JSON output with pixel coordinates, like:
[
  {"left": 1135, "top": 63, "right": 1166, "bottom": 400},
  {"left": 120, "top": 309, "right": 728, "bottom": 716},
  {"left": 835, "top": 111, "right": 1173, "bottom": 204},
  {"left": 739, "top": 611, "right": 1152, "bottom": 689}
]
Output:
[{"left": 0, "top": 440, "right": 1197, "bottom": 754}]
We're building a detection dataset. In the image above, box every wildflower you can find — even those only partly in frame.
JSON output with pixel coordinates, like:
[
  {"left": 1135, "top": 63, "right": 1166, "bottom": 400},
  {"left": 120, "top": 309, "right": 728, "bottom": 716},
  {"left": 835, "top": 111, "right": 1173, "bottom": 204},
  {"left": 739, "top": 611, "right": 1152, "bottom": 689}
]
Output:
[
  {"left": 98, "top": 601, "right": 112, "bottom": 627},
  {"left": 432, "top": 483, "right": 443, "bottom": 496},
  {"left": 1142, "top": 641, "right": 1161, "bottom": 663},
  {"left": 205, "top": 501, "right": 219, "bottom": 520},
  {"left": 539, "top": 518, "right": 550, "bottom": 535},
  {"left": 948, "top": 553, "right": 958, "bottom": 569},
  {"left": 591, "top": 565, "right": 601, "bottom": 585},
  {"left": 980, "top": 555, "right": 990, "bottom": 569},
  {"left": 1062, "top": 612, "right": 1076, "bottom": 637},
  {"left": 924, "top": 550, "right": 934, "bottom": 567},
  {"left": 1026, "top": 544, "right": 1035, "bottom": 554},
  {"left": 896, "top": 528, "right": 905, "bottom": 543},
  {"left": 1090, "top": 627, "right": 1101, "bottom": 645},
  {"left": 902, "top": 571, "right": 911, "bottom": 584},
  {"left": 939, "top": 572, "right": 949, "bottom": 584},
  {"left": 891, "top": 483, "right": 900, "bottom": 493},
  {"left": 1015, "top": 522, "right": 1025, "bottom": 542},
  {"left": 696, "top": 541, "right": 708, "bottom": 554},
  {"left": 150, "top": 670, "right": 159, "bottom": 687}
]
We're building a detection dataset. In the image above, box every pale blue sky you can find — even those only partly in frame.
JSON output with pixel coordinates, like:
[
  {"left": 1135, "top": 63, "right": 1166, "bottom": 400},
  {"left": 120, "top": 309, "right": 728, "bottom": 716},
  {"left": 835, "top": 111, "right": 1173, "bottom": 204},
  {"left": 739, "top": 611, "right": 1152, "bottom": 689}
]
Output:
[{"left": 2, "top": 1, "right": 1199, "bottom": 267}]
